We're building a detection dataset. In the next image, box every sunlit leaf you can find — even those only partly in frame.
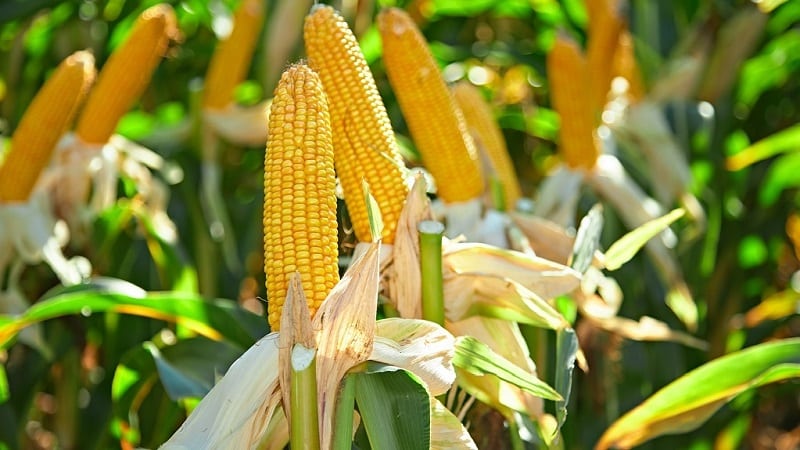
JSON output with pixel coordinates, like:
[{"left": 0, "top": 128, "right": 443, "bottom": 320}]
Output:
[
  {"left": 0, "top": 283, "right": 267, "bottom": 349},
  {"left": 453, "top": 336, "right": 561, "bottom": 401},
  {"left": 554, "top": 329, "right": 577, "bottom": 434},
  {"left": 604, "top": 209, "right": 685, "bottom": 271},
  {"left": 596, "top": 338, "right": 800, "bottom": 450},
  {"left": 726, "top": 123, "right": 800, "bottom": 170}
]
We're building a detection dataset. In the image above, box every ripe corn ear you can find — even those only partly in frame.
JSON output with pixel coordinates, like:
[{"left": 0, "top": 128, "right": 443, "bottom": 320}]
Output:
[
  {"left": 203, "top": 0, "right": 264, "bottom": 109},
  {"left": 547, "top": 34, "right": 600, "bottom": 170},
  {"left": 586, "top": 0, "right": 624, "bottom": 115},
  {"left": 263, "top": 64, "right": 339, "bottom": 331},
  {"left": 378, "top": 7, "right": 484, "bottom": 203},
  {"left": 452, "top": 81, "right": 521, "bottom": 208},
  {"left": 75, "top": 4, "right": 178, "bottom": 144},
  {"left": 304, "top": 4, "right": 407, "bottom": 244},
  {"left": 0, "top": 51, "right": 95, "bottom": 202}
]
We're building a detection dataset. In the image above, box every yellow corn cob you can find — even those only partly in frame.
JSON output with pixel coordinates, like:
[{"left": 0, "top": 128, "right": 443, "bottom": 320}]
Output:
[
  {"left": 203, "top": 0, "right": 264, "bottom": 110},
  {"left": 451, "top": 81, "right": 521, "bottom": 208},
  {"left": 612, "top": 29, "right": 645, "bottom": 102},
  {"left": 304, "top": 5, "right": 407, "bottom": 244},
  {"left": 263, "top": 64, "right": 339, "bottom": 331},
  {"left": 75, "top": 4, "right": 177, "bottom": 144},
  {"left": 547, "top": 33, "right": 600, "bottom": 170},
  {"left": 0, "top": 51, "right": 95, "bottom": 203},
  {"left": 586, "top": 0, "right": 624, "bottom": 115},
  {"left": 378, "top": 7, "right": 484, "bottom": 203}
]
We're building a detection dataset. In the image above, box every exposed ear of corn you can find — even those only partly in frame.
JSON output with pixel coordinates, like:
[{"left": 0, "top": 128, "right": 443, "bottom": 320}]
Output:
[
  {"left": 263, "top": 64, "right": 339, "bottom": 331},
  {"left": 586, "top": 0, "right": 624, "bottom": 115},
  {"left": 0, "top": 51, "right": 95, "bottom": 203},
  {"left": 451, "top": 81, "right": 521, "bottom": 208},
  {"left": 378, "top": 7, "right": 484, "bottom": 204},
  {"left": 203, "top": 0, "right": 264, "bottom": 110},
  {"left": 304, "top": 4, "right": 408, "bottom": 244},
  {"left": 547, "top": 33, "right": 600, "bottom": 170},
  {"left": 611, "top": 29, "right": 645, "bottom": 102},
  {"left": 75, "top": 4, "right": 178, "bottom": 144}
]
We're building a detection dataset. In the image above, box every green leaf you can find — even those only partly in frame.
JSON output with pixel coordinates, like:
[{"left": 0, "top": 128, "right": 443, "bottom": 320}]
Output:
[
  {"left": 146, "top": 338, "right": 243, "bottom": 401},
  {"left": 453, "top": 336, "right": 561, "bottom": 401},
  {"left": 0, "top": 281, "right": 267, "bottom": 349},
  {"left": 596, "top": 338, "right": 800, "bottom": 450},
  {"left": 553, "top": 329, "right": 578, "bottom": 434},
  {"left": 758, "top": 152, "right": 800, "bottom": 205},
  {"left": 354, "top": 366, "right": 430, "bottom": 450},
  {"left": 363, "top": 180, "right": 384, "bottom": 243},
  {"left": 726, "top": 123, "right": 800, "bottom": 170},
  {"left": 604, "top": 208, "right": 685, "bottom": 271},
  {"left": 0, "top": 365, "right": 7, "bottom": 404}
]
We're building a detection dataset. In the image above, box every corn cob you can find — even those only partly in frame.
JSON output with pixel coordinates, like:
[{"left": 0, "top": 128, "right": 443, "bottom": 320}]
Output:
[
  {"left": 378, "top": 7, "right": 484, "bottom": 203},
  {"left": 203, "top": 0, "right": 264, "bottom": 110},
  {"left": 547, "top": 33, "right": 599, "bottom": 170},
  {"left": 75, "top": 4, "right": 178, "bottom": 144},
  {"left": 304, "top": 5, "right": 407, "bottom": 244},
  {"left": 451, "top": 81, "right": 521, "bottom": 208},
  {"left": 263, "top": 64, "right": 339, "bottom": 331},
  {"left": 0, "top": 51, "right": 95, "bottom": 203},
  {"left": 586, "top": 0, "right": 624, "bottom": 115},
  {"left": 611, "top": 29, "right": 645, "bottom": 102}
]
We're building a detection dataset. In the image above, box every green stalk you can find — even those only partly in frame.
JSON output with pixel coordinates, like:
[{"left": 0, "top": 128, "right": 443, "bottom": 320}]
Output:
[
  {"left": 291, "top": 344, "right": 320, "bottom": 450},
  {"left": 490, "top": 176, "right": 507, "bottom": 212},
  {"left": 507, "top": 417, "right": 525, "bottom": 450},
  {"left": 418, "top": 220, "right": 445, "bottom": 326},
  {"left": 333, "top": 374, "right": 357, "bottom": 450}
]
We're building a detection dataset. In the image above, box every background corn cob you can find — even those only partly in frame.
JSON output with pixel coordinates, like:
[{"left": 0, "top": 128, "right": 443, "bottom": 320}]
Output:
[
  {"left": 612, "top": 29, "right": 645, "bottom": 102},
  {"left": 586, "top": 0, "right": 624, "bottom": 115},
  {"left": 0, "top": 50, "right": 95, "bottom": 203},
  {"left": 263, "top": 64, "right": 339, "bottom": 331},
  {"left": 452, "top": 80, "right": 522, "bottom": 208},
  {"left": 378, "top": 7, "right": 484, "bottom": 204},
  {"left": 547, "top": 33, "right": 600, "bottom": 170},
  {"left": 75, "top": 4, "right": 178, "bottom": 145},
  {"left": 304, "top": 5, "right": 408, "bottom": 244},
  {"left": 203, "top": 0, "right": 264, "bottom": 110}
]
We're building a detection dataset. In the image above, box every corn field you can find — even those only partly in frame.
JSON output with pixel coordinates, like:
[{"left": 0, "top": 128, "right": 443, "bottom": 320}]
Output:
[{"left": 0, "top": 0, "right": 798, "bottom": 449}]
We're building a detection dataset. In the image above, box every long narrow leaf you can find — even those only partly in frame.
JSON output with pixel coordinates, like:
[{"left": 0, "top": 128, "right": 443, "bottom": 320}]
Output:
[
  {"left": 596, "top": 338, "right": 800, "bottom": 449},
  {"left": 603, "top": 209, "right": 685, "bottom": 271}
]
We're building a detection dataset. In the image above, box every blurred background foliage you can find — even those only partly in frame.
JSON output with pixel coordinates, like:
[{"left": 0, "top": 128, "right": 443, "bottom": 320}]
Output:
[{"left": 0, "top": 0, "right": 799, "bottom": 449}]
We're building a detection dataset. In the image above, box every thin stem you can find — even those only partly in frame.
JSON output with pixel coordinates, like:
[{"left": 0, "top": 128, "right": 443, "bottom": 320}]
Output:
[
  {"left": 291, "top": 344, "right": 320, "bottom": 450},
  {"left": 333, "top": 374, "right": 357, "bottom": 450},
  {"left": 490, "top": 176, "right": 507, "bottom": 212},
  {"left": 418, "top": 220, "right": 445, "bottom": 326}
]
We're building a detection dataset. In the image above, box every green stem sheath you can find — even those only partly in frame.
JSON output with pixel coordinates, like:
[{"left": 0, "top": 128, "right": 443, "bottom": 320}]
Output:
[
  {"left": 290, "top": 344, "right": 320, "bottom": 450},
  {"left": 333, "top": 374, "right": 357, "bottom": 450},
  {"left": 419, "top": 220, "right": 445, "bottom": 326}
]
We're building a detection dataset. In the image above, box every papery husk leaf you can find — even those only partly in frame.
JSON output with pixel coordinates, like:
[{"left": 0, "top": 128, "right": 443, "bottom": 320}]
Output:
[
  {"left": 371, "top": 318, "right": 456, "bottom": 396},
  {"left": 443, "top": 242, "right": 581, "bottom": 301},
  {"left": 742, "top": 289, "right": 800, "bottom": 327},
  {"left": 448, "top": 317, "right": 544, "bottom": 418},
  {"left": 386, "top": 175, "right": 433, "bottom": 319},
  {"left": 508, "top": 212, "right": 577, "bottom": 264},
  {"left": 431, "top": 397, "right": 478, "bottom": 449},
  {"left": 442, "top": 198, "right": 483, "bottom": 239},
  {"left": 611, "top": 101, "right": 691, "bottom": 206},
  {"left": 444, "top": 273, "right": 571, "bottom": 330},
  {"left": 278, "top": 273, "right": 317, "bottom": 426},
  {"left": 532, "top": 165, "right": 583, "bottom": 228},
  {"left": 312, "top": 242, "right": 380, "bottom": 450},
  {"left": 203, "top": 100, "right": 270, "bottom": 146},
  {"left": 588, "top": 314, "right": 707, "bottom": 350},
  {"left": 159, "top": 333, "right": 284, "bottom": 450}
]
